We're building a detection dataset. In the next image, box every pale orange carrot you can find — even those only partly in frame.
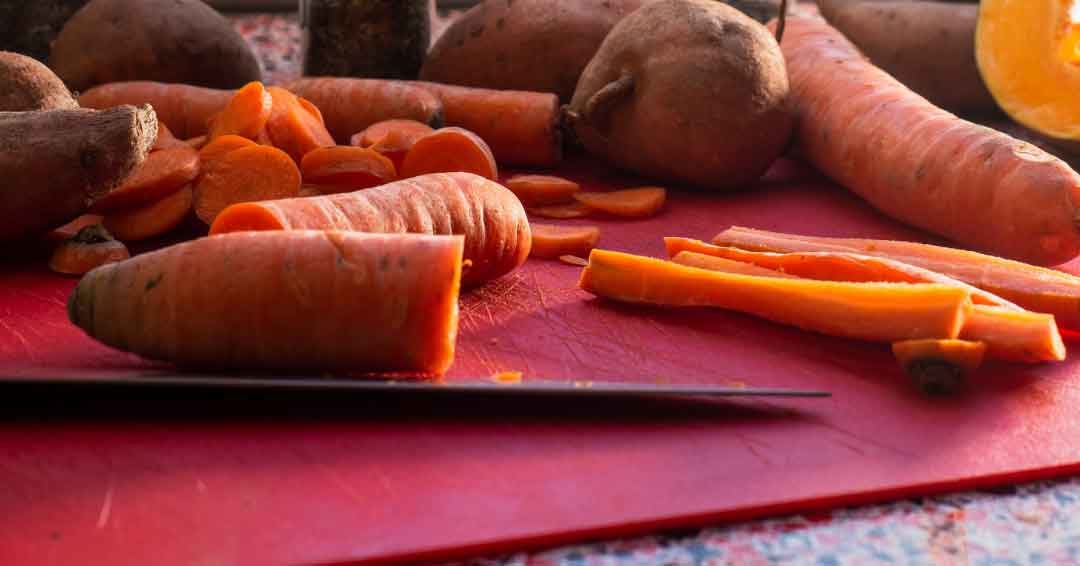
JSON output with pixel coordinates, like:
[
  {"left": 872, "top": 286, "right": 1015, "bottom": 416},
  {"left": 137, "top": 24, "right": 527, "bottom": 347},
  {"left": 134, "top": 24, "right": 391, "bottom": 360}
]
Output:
[
  {"left": 892, "top": 339, "right": 987, "bottom": 395},
  {"left": 47, "top": 214, "right": 104, "bottom": 244},
  {"left": 579, "top": 249, "right": 972, "bottom": 342},
  {"left": 574, "top": 187, "right": 666, "bottom": 218},
  {"left": 779, "top": 18, "right": 1080, "bottom": 266},
  {"left": 300, "top": 146, "right": 396, "bottom": 191},
  {"left": 207, "top": 81, "right": 273, "bottom": 141},
  {"left": 193, "top": 146, "right": 301, "bottom": 224},
  {"left": 91, "top": 146, "right": 200, "bottom": 213},
  {"left": 198, "top": 135, "right": 258, "bottom": 165},
  {"left": 68, "top": 231, "right": 464, "bottom": 375},
  {"left": 351, "top": 119, "right": 434, "bottom": 148},
  {"left": 264, "top": 87, "right": 335, "bottom": 164},
  {"left": 103, "top": 185, "right": 193, "bottom": 242},
  {"left": 529, "top": 224, "right": 599, "bottom": 260},
  {"left": 528, "top": 201, "right": 592, "bottom": 219},
  {"left": 49, "top": 225, "right": 129, "bottom": 276},
  {"left": 209, "top": 172, "right": 530, "bottom": 286},
  {"left": 78, "top": 81, "right": 233, "bottom": 139},
  {"left": 670, "top": 251, "right": 800, "bottom": 278},
  {"left": 506, "top": 175, "right": 581, "bottom": 206},
  {"left": 399, "top": 127, "right": 498, "bottom": 180},
  {"left": 285, "top": 78, "right": 444, "bottom": 143}
]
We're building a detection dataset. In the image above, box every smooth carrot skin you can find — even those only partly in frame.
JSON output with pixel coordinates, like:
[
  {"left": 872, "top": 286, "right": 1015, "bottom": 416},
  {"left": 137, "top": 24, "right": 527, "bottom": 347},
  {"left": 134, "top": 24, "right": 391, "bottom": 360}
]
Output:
[
  {"left": 103, "top": 185, "right": 193, "bottom": 242},
  {"left": 208, "top": 81, "right": 273, "bottom": 141},
  {"left": 713, "top": 226, "right": 1080, "bottom": 329},
  {"left": 351, "top": 119, "right": 434, "bottom": 148},
  {"left": 194, "top": 146, "right": 301, "bottom": 224},
  {"left": 529, "top": 223, "right": 599, "bottom": 260},
  {"left": 670, "top": 251, "right": 800, "bottom": 278},
  {"left": 209, "top": 172, "right": 530, "bottom": 286},
  {"left": 400, "top": 127, "right": 498, "bottom": 180},
  {"left": 49, "top": 225, "right": 129, "bottom": 276},
  {"left": 579, "top": 249, "right": 972, "bottom": 342},
  {"left": 78, "top": 81, "right": 234, "bottom": 139},
  {"left": 528, "top": 201, "right": 592, "bottom": 219},
  {"left": 574, "top": 187, "right": 666, "bottom": 218},
  {"left": 779, "top": 18, "right": 1080, "bottom": 266},
  {"left": 301, "top": 146, "right": 397, "bottom": 191},
  {"left": 91, "top": 147, "right": 200, "bottom": 213},
  {"left": 892, "top": 339, "right": 987, "bottom": 396},
  {"left": 265, "top": 87, "right": 335, "bottom": 165},
  {"left": 198, "top": 135, "right": 258, "bottom": 165},
  {"left": 506, "top": 175, "right": 580, "bottom": 206},
  {"left": 68, "top": 231, "right": 464, "bottom": 374},
  {"left": 286, "top": 78, "right": 444, "bottom": 142}
]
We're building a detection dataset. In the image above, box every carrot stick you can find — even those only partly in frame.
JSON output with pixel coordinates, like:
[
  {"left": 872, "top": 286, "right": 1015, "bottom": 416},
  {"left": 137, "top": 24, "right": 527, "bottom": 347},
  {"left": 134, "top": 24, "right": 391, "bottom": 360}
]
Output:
[
  {"left": 574, "top": 187, "right": 666, "bottom": 218},
  {"left": 103, "top": 185, "right": 193, "bottom": 242},
  {"left": 506, "top": 175, "right": 580, "bottom": 206},
  {"left": 300, "top": 146, "right": 397, "bottom": 191},
  {"left": 49, "top": 225, "right": 129, "bottom": 276},
  {"left": 78, "top": 81, "right": 233, "bottom": 139},
  {"left": 208, "top": 81, "right": 273, "bottom": 141},
  {"left": 285, "top": 78, "right": 444, "bottom": 143},
  {"left": 670, "top": 251, "right": 800, "bottom": 278},
  {"left": 399, "top": 127, "right": 498, "bottom": 180},
  {"left": 892, "top": 339, "right": 987, "bottom": 396},
  {"left": 209, "top": 172, "right": 530, "bottom": 286},
  {"left": 528, "top": 201, "right": 592, "bottom": 219},
  {"left": 198, "top": 135, "right": 258, "bottom": 165},
  {"left": 579, "top": 249, "right": 972, "bottom": 342},
  {"left": 90, "top": 146, "right": 200, "bottom": 213},
  {"left": 264, "top": 87, "right": 335, "bottom": 165},
  {"left": 713, "top": 226, "right": 1080, "bottom": 329},
  {"left": 47, "top": 214, "right": 104, "bottom": 244},
  {"left": 529, "top": 224, "right": 599, "bottom": 260},
  {"left": 778, "top": 18, "right": 1080, "bottom": 266},
  {"left": 193, "top": 146, "right": 301, "bottom": 224},
  {"left": 351, "top": 119, "right": 434, "bottom": 148},
  {"left": 68, "top": 231, "right": 464, "bottom": 375}
]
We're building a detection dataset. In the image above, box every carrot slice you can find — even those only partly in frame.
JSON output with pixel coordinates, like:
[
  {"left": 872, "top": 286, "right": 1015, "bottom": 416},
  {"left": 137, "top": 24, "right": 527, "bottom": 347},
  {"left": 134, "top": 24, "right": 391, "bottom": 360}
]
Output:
[
  {"left": 264, "top": 87, "right": 335, "bottom": 164},
  {"left": 352, "top": 119, "right": 434, "bottom": 148},
  {"left": 47, "top": 214, "right": 104, "bottom": 243},
  {"left": 892, "top": 339, "right": 987, "bottom": 396},
  {"left": 199, "top": 135, "right": 259, "bottom": 165},
  {"left": 193, "top": 146, "right": 301, "bottom": 225},
  {"left": 579, "top": 249, "right": 972, "bottom": 342},
  {"left": 574, "top": 187, "right": 666, "bottom": 218},
  {"left": 300, "top": 146, "right": 396, "bottom": 191},
  {"left": 207, "top": 82, "right": 273, "bottom": 141},
  {"left": 714, "top": 226, "right": 1080, "bottom": 329},
  {"left": 528, "top": 201, "right": 592, "bottom": 219},
  {"left": 103, "top": 185, "right": 194, "bottom": 242},
  {"left": 671, "top": 251, "right": 800, "bottom": 278},
  {"left": 506, "top": 175, "right": 581, "bottom": 206},
  {"left": 529, "top": 223, "right": 599, "bottom": 260},
  {"left": 91, "top": 147, "right": 200, "bottom": 213},
  {"left": 49, "top": 225, "right": 129, "bottom": 276},
  {"left": 400, "top": 127, "right": 498, "bottom": 180}
]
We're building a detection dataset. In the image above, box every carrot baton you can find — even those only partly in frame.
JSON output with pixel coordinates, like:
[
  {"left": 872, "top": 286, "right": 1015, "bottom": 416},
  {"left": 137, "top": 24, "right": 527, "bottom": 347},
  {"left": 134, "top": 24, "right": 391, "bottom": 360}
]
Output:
[
  {"left": 79, "top": 81, "right": 234, "bottom": 139},
  {"left": 209, "top": 172, "right": 531, "bottom": 286},
  {"left": 68, "top": 231, "right": 464, "bottom": 375},
  {"left": 778, "top": 17, "right": 1080, "bottom": 266}
]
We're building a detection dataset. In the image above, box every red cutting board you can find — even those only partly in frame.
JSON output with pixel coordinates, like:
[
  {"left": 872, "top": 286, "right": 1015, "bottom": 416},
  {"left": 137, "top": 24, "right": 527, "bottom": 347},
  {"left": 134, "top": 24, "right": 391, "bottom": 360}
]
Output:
[{"left": 3, "top": 157, "right": 1080, "bottom": 566}]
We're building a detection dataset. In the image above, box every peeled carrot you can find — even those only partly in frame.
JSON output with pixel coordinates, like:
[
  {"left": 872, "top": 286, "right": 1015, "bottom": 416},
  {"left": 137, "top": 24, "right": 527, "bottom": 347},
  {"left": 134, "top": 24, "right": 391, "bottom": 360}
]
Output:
[
  {"left": 713, "top": 226, "right": 1080, "bottom": 330},
  {"left": 153, "top": 122, "right": 188, "bottom": 151},
  {"left": 91, "top": 146, "right": 200, "bottom": 213},
  {"left": 78, "top": 81, "right": 233, "bottom": 139},
  {"left": 506, "top": 175, "right": 580, "bottom": 206},
  {"left": 264, "top": 87, "right": 335, "bottom": 165},
  {"left": 103, "top": 185, "right": 193, "bottom": 242},
  {"left": 574, "top": 187, "right": 666, "bottom": 218},
  {"left": 579, "top": 249, "right": 972, "bottom": 342},
  {"left": 198, "top": 135, "right": 258, "bottom": 165},
  {"left": 193, "top": 146, "right": 301, "bottom": 225},
  {"left": 528, "top": 202, "right": 592, "bottom": 219},
  {"left": 351, "top": 119, "right": 434, "bottom": 148},
  {"left": 892, "top": 339, "right": 987, "bottom": 396},
  {"left": 209, "top": 172, "right": 530, "bottom": 286},
  {"left": 68, "top": 231, "right": 464, "bottom": 375},
  {"left": 529, "top": 224, "right": 599, "bottom": 260},
  {"left": 47, "top": 214, "right": 104, "bottom": 244},
  {"left": 399, "top": 127, "right": 498, "bottom": 180},
  {"left": 208, "top": 81, "right": 273, "bottom": 141},
  {"left": 49, "top": 225, "right": 129, "bottom": 276},
  {"left": 779, "top": 18, "right": 1080, "bottom": 266},
  {"left": 670, "top": 251, "right": 800, "bottom": 279},
  {"left": 285, "top": 78, "right": 444, "bottom": 143},
  {"left": 300, "top": 146, "right": 396, "bottom": 191}
]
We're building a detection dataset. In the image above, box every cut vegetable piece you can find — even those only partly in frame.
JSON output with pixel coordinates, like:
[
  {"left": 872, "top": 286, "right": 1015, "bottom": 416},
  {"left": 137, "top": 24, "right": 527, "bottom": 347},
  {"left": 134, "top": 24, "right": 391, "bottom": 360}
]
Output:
[
  {"left": 68, "top": 231, "right": 464, "bottom": 375},
  {"left": 528, "top": 201, "right": 592, "bottom": 219},
  {"left": 91, "top": 146, "right": 200, "bottom": 213},
  {"left": 208, "top": 81, "right": 273, "bottom": 141},
  {"left": 574, "top": 187, "right": 665, "bottom": 218},
  {"left": 529, "top": 223, "right": 599, "bottom": 259},
  {"left": 506, "top": 175, "right": 581, "bottom": 206},
  {"left": 48, "top": 214, "right": 104, "bottom": 243},
  {"left": 103, "top": 185, "right": 193, "bottom": 242},
  {"left": 49, "top": 225, "right": 129, "bottom": 276},
  {"left": 399, "top": 127, "right": 498, "bottom": 180},
  {"left": 579, "top": 249, "right": 971, "bottom": 342},
  {"left": 670, "top": 251, "right": 799, "bottom": 279},
  {"left": 198, "top": 135, "right": 258, "bottom": 165},
  {"left": 301, "top": 146, "right": 396, "bottom": 190},
  {"left": 193, "top": 145, "right": 301, "bottom": 224},
  {"left": 264, "top": 86, "right": 335, "bottom": 164},
  {"left": 351, "top": 119, "right": 434, "bottom": 148},
  {"left": 892, "top": 339, "right": 987, "bottom": 396}
]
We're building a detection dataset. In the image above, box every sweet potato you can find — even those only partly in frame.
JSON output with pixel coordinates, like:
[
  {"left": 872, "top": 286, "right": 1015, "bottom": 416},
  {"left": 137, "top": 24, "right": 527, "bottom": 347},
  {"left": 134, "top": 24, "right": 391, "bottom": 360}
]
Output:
[
  {"left": 0, "top": 1, "right": 89, "bottom": 63},
  {"left": 0, "top": 51, "right": 77, "bottom": 111},
  {"left": 0, "top": 105, "right": 156, "bottom": 242}
]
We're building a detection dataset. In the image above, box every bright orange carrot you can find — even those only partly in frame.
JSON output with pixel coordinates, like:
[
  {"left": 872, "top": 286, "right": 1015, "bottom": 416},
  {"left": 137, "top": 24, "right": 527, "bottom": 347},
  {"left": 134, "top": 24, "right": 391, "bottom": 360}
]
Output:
[
  {"left": 713, "top": 226, "right": 1080, "bottom": 329},
  {"left": 209, "top": 172, "right": 530, "bottom": 286},
  {"left": 285, "top": 78, "right": 444, "bottom": 143},
  {"left": 506, "top": 175, "right": 581, "bottom": 206},
  {"left": 892, "top": 339, "right": 987, "bottom": 396},
  {"left": 47, "top": 214, "right": 104, "bottom": 244},
  {"left": 528, "top": 201, "right": 592, "bottom": 219},
  {"left": 103, "top": 185, "right": 193, "bottom": 242},
  {"left": 300, "top": 146, "right": 396, "bottom": 191},
  {"left": 351, "top": 119, "right": 434, "bottom": 148},
  {"left": 91, "top": 146, "right": 200, "bottom": 213},
  {"left": 49, "top": 225, "right": 129, "bottom": 276},
  {"left": 779, "top": 18, "right": 1080, "bottom": 266},
  {"left": 68, "top": 231, "right": 464, "bottom": 374},
  {"left": 153, "top": 122, "right": 188, "bottom": 151},
  {"left": 574, "top": 187, "right": 666, "bottom": 218},
  {"left": 78, "top": 81, "right": 233, "bottom": 139},
  {"left": 264, "top": 87, "right": 335, "bottom": 165},
  {"left": 198, "top": 135, "right": 258, "bottom": 165},
  {"left": 399, "top": 127, "right": 498, "bottom": 180},
  {"left": 670, "top": 251, "right": 800, "bottom": 279},
  {"left": 208, "top": 81, "right": 273, "bottom": 141},
  {"left": 579, "top": 249, "right": 972, "bottom": 342},
  {"left": 193, "top": 146, "right": 301, "bottom": 225},
  {"left": 529, "top": 224, "right": 600, "bottom": 260}
]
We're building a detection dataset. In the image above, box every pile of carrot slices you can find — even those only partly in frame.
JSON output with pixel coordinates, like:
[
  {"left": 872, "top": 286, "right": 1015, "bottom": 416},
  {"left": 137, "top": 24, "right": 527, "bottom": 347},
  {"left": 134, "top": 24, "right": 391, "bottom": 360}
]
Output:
[{"left": 578, "top": 227, "right": 1080, "bottom": 394}]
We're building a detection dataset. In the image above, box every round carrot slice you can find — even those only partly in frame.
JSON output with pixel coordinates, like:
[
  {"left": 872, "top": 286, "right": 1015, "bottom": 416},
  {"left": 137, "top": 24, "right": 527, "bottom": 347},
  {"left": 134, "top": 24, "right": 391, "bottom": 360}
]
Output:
[
  {"left": 265, "top": 87, "right": 335, "bottom": 164},
  {"left": 208, "top": 81, "right": 273, "bottom": 140},
  {"left": 529, "top": 223, "right": 600, "bottom": 259},
  {"left": 573, "top": 187, "right": 666, "bottom": 218},
  {"left": 300, "top": 146, "right": 396, "bottom": 191},
  {"left": 351, "top": 119, "right": 434, "bottom": 148},
  {"left": 49, "top": 225, "right": 130, "bottom": 276},
  {"left": 506, "top": 175, "right": 581, "bottom": 206},
  {"left": 199, "top": 135, "right": 258, "bottom": 165},
  {"left": 194, "top": 146, "right": 301, "bottom": 225},
  {"left": 399, "top": 127, "right": 498, "bottom": 180},
  {"left": 528, "top": 201, "right": 591, "bottom": 219},
  {"left": 104, "top": 185, "right": 194, "bottom": 242},
  {"left": 91, "top": 147, "right": 200, "bottom": 213}
]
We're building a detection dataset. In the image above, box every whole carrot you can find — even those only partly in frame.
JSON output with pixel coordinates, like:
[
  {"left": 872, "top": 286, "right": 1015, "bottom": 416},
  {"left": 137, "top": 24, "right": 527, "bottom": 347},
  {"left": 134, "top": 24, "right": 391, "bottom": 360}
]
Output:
[
  {"left": 285, "top": 78, "right": 444, "bottom": 143},
  {"left": 68, "top": 231, "right": 464, "bottom": 375},
  {"left": 79, "top": 81, "right": 234, "bottom": 139},
  {"left": 779, "top": 18, "right": 1080, "bottom": 266},
  {"left": 209, "top": 172, "right": 531, "bottom": 286}
]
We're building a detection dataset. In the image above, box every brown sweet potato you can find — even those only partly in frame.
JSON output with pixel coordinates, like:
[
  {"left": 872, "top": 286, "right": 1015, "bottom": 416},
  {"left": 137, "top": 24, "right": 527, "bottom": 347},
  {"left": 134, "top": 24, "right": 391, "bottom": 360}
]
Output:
[{"left": 0, "top": 50, "right": 77, "bottom": 111}]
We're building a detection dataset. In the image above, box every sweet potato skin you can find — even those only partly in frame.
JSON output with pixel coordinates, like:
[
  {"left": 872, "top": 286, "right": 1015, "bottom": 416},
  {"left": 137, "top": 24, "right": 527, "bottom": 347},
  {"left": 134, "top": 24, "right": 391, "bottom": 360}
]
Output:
[
  {"left": 0, "top": 51, "right": 77, "bottom": 111},
  {"left": 0, "top": 105, "right": 157, "bottom": 241}
]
